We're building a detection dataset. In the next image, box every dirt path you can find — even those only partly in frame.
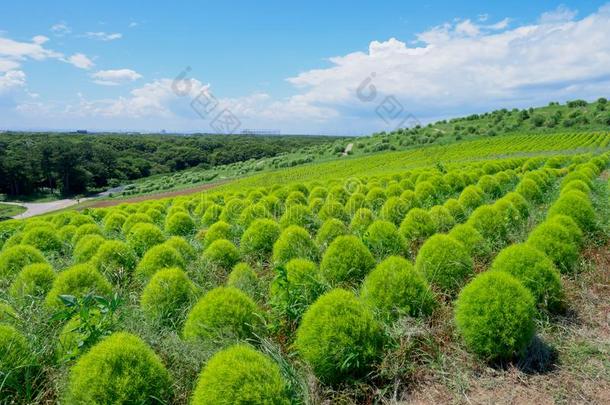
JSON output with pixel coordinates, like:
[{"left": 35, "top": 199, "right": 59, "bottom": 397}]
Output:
[{"left": 4, "top": 199, "right": 87, "bottom": 219}]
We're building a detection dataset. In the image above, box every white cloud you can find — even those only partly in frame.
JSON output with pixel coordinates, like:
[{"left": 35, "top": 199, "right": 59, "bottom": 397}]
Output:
[
  {"left": 91, "top": 69, "right": 142, "bottom": 85},
  {"left": 67, "top": 53, "right": 94, "bottom": 69},
  {"left": 129, "top": 22, "right": 138, "bottom": 28},
  {"left": 50, "top": 22, "right": 71, "bottom": 36},
  {"left": 32, "top": 35, "right": 49, "bottom": 45},
  {"left": 84, "top": 32, "right": 122, "bottom": 41},
  {"left": 0, "top": 70, "right": 26, "bottom": 93},
  {"left": 540, "top": 5, "right": 578, "bottom": 23}
]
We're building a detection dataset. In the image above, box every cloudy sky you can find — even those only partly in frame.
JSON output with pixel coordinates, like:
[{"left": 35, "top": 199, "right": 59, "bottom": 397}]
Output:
[{"left": 1, "top": 1, "right": 609, "bottom": 134}]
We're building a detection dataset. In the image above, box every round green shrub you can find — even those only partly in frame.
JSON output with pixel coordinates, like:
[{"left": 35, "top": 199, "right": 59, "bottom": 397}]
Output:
[
  {"left": 458, "top": 185, "right": 485, "bottom": 211},
  {"left": 477, "top": 175, "right": 502, "bottom": 198},
  {"left": 493, "top": 199, "right": 521, "bottom": 232},
  {"left": 516, "top": 178, "right": 543, "bottom": 203},
  {"left": 455, "top": 271, "right": 536, "bottom": 360},
  {"left": 203, "top": 220, "right": 234, "bottom": 247},
  {"left": 527, "top": 221, "right": 579, "bottom": 272},
  {"left": 270, "top": 259, "right": 324, "bottom": 323},
  {"left": 429, "top": 205, "right": 455, "bottom": 233},
  {"left": 164, "top": 236, "right": 196, "bottom": 261},
  {"left": 560, "top": 179, "right": 590, "bottom": 195},
  {"left": 448, "top": 224, "right": 491, "bottom": 260},
  {"left": 320, "top": 235, "right": 375, "bottom": 286},
  {"left": 102, "top": 213, "right": 127, "bottom": 234},
  {"left": 121, "top": 214, "right": 153, "bottom": 235},
  {"left": 69, "top": 214, "right": 95, "bottom": 227},
  {"left": 272, "top": 226, "right": 319, "bottom": 265},
  {"left": 443, "top": 198, "right": 466, "bottom": 223},
  {"left": 315, "top": 218, "right": 348, "bottom": 249},
  {"left": 136, "top": 244, "right": 185, "bottom": 279},
  {"left": 0, "top": 324, "right": 33, "bottom": 391},
  {"left": 279, "top": 204, "right": 318, "bottom": 233},
  {"left": 57, "top": 225, "right": 77, "bottom": 244},
  {"left": 467, "top": 205, "right": 506, "bottom": 244},
  {"left": 73, "top": 234, "right": 106, "bottom": 264},
  {"left": 192, "top": 344, "right": 289, "bottom": 404},
  {"left": 0, "top": 245, "right": 46, "bottom": 282},
  {"left": 203, "top": 239, "right": 240, "bottom": 270},
  {"left": 164, "top": 212, "right": 196, "bottom": 236},
  {"left": 183, "top": 287, "right": 261, "bottom": 342},
  {"left": 361, "top": 256, "right": 435, "bottom": 321},
  {"left": 240, "top": 219, "right": 281, "bottom": 259},
  {"left": 504, "top": 191, "right": 529, "bottom": 220},
  {"left": 202, "top": 204, "right": 223, "bottom": 227},
  {"left": 380, "top": 196, "right": 410, "bottom": 226},
  {"left": 71, "top": 224, "right": 103, "bottom": 245},
  {"left": 399, "top": 208, "right": 435, "bottom": 244},
  {"left": 126, "top": 223, "right": 166, "bottom": 256},
  {"left": 45, "top": 264, "right": 112, "bottom": 309},
  {"left": 552, "top": 215, "right": 583, "bottom": 247},
  {"left": 415, "top": 234, "right": 474, "bottom": 295},
  {"left": 491, "top": 244, "right": 564, "bottom": 312},
  {"left": 363, "top": 220, "right": 406, "bottom": 260},
  {"left": 239, "top": 203, "right": 272, "bottom": 228},
  {"left": 295, "top": 289, "right": 382, "bottom": 384},
  {"left": 219, "top": 199, "right": 246, "bottom": 224},
  {"left": 9, "top": 263, "right": 55, "bottom": 301},
  {"left": 140, "top": 267, "right": 198, "bottom": 325},
  {"left": 547, "top": 191, "right": 596, "bottom": 231},
  {"left": 349, "top": 208, "right": 375, "bottom": 237},
  {"left": 365, "top": 187, "right": 387, "bottom": 212},
  {"left": 318, "top": 200, "right": 349, "bottom": 223},
  {"left": 91, "top": 240, "right": 137, "bottom": 278},
  {"left": 64, "top": 332, "right": 172, "bottom": 404},
  {"left": 227, "top": 262, "right": 258, "bottom": 297},
  {"left": 21, "top": 226, "right": 62, "bottom": 253}
]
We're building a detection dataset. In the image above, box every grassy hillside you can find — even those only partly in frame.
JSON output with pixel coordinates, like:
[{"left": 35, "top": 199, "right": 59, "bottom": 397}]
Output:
[
  {"left": 108, "top": 99, "right": 610, "bottom": 199},
  {"left": 0, "top": 130, "right": 609, "bottom": 403}
]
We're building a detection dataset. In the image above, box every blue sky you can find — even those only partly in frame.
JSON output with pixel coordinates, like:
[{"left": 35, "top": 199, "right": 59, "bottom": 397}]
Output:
[{"left": 1, "top": 1, "right": 609, "bottom": 134}]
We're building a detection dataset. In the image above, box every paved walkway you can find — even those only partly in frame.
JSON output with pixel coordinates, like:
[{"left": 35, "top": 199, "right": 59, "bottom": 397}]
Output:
[{"left": 4, "top": 199, "right": 85, "bottom": 219}]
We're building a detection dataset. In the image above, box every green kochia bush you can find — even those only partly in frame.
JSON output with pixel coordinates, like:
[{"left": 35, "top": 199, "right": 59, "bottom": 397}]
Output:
[
  {"left": 91, "top": 240, "right": 137, "bottom": 279},
  {"left": 270, "top": 259, "right": 325, "bottom": 323},
  {"left": 183, "top": 287, "right": 261, "bottom": 342},
  {"left": 20, "top": 226, "right": 63, "bottom": 253},
  {"left": 71, "top": 224, "right": 103, "bottom": 245},
  {"left": 415, "top": 234, "right": 473, "bottom": 295},
  {"left": 527, "top": 220, "right": 579, "bottom": 272},
  {"left": 191, "top": 344, "right": 290, "bottom": 405},
  {"left": 202, "top": 221, "right": 234, "bottom": 247},
  {"left": 295, "top": 289, "right": 382, "bottom": 384},
  {"left": 203, "top": 239, "right": 240, "bottom": 270},
  {"left": 467, "top": 205, "right": 506, "bottom": 244},
  {"left": 9, "top": 263, "right": 55, "bottom": 301},
  {"left": 45, "top": 264, "right": 113, "bottom": 310},
  {"left": 126, "top": 223, "right": 166, "bottom": 256},
  {"left": 362, "top": 220, "right": 407, "bottom": 260},
  {"left": 361, "top": 256, "right": 436, "bottom": 321},
  {"left": 140, "top": 267, "right": 198, "bottom": 325},
  {"left": 0, "top": 302, "right": 17, "bottom": 324},
  {"left": 164, "top": 236, "right": 197, "bottom": 261},
  {"left": 547, "top": 190, "right": 596, "bottom": 231},
  {"left": 136, "top": 244, "right": 185, "bottom": 279},
  {"left": 455, "top": 272, "right": 536, "bottom": 361},
  {"left": 164, "top": 212, "right": 196, "bottom": 236},
  {"left": 73, "top": 234, "right": 106, "bottom": 264},
  {"left": 227, "top": 262, "right": 259, "bottom": 297},
  {"left": 240, "top": 219, "right": 281, "bottom": 260},
  {"left": 272, "top": 225, "right": 319, "bottom": 265},
  {"left": 349, "top": 208, "right": 375, "bottom": 237},
  {"left": 0, "top": 324, "right": 33, "bottom": 393},
  {"left": 0, "top": 245, "right": 47, "bottom": 282},
  {"left": 399, "top": 208, "right": 435, "bottom": 244},
  {"left": 64, "top": 332, "right": 172, "bottom": 404},
  {"left": 315, "top": 218, "right": 348, "bottom": 249},
  {"left": 491, "top": 244, "right": 564, "bottom": 313},
  {"left": 320, "top": 235, "right": 375, "bottom": 286},
  {"left": 449, "top": 224, "right": 491, "bottom": 260}
]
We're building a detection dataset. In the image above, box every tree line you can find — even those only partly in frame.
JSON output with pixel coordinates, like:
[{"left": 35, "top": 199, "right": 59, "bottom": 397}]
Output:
[{"left": 0, "top": 133, "right": 337, "bottom": 197}]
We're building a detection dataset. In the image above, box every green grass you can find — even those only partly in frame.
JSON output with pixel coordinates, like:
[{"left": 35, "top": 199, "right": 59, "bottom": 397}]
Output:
[{"left": 0, "top": 203, "right": 26, "bottom": 219}]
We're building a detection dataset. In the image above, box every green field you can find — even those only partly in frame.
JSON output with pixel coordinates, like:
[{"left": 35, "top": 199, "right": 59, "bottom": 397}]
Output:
[
  {"left": 0, "top": 203, "right": 26, "bottom": 219},
  {"left": 0, "top": 130, "right": 609, "bottom": 403}
]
